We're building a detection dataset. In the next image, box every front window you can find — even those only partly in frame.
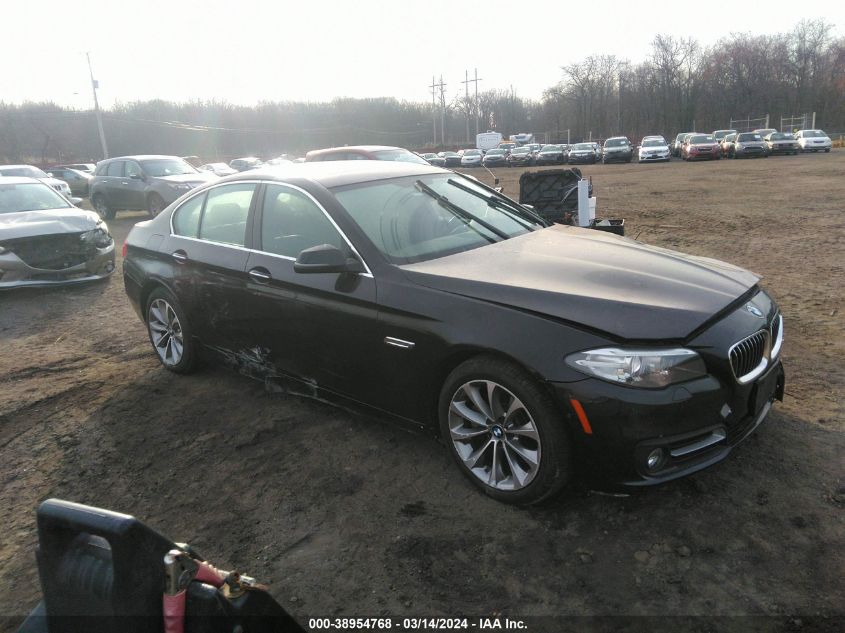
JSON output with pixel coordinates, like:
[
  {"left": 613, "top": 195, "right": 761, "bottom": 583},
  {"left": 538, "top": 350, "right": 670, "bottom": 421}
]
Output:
[
  {"left": 604, "top": 138, "right": 629, "bottom": 147},
  {"left": 803, "top": 130, "right": 826, "bottom": 138},
  {"left": 641, "top": 139, "right": 665, "bottom": 147},
  {"left": 572, "top": 144, "right": 593, "bottom": 150},
  {"left": 486, "top": 149, "right": 505, "bottom": 156},
  {"left": 463, "top": 150, "right": 481, "bottom": 156},
  {"left": 0, "top": 182, "right": 72, "bottom": 214},
  {"left": 140, "top": 158, "right": 198, "bottom": 177},
  {"left": 737, "top": 133, "right": 761, "bottom": 142},
  {"left": 511, "top": 148, "right": 530, "bottom": 155},
  {"left": 0, "top": 166, "right": 49, "bottom": 178},
  {"left": 541, "top": 145, "right": 561, "bottom": 152},
  {"left": 332, "top": 174, "right": 544, "bottom": 265},
  {"left": 371, "top": 149, "right": 429, "bottom": 165},
  {"left": 770, "top": 133, "right": 793, "bottom": 140},
  {"left": 689, "top": 135, "right": 714, "bottom": 144}
]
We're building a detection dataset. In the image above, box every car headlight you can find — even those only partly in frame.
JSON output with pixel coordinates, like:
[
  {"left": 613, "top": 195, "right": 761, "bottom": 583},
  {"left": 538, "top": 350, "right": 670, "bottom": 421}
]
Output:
[
  {"left": 565, "top": 348, "right": 707, "bottom": 388},
  {"left": 80, "top": 228, "right": 113, "bottom": 248}
]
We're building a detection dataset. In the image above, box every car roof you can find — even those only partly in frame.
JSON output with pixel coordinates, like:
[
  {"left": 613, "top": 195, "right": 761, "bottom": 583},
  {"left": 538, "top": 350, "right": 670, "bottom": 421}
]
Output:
[
  {"left": 306, "top": 145, "right": 406, "bottom": 159},
  {"left": 100, "top": 155, "right": 182, "bottom": 162},
  {"left": 0, "top": 176, "right": 45, "bottom": 185},
  {"left": 0, "top": 164, "right": 40, "bottom": 170},
  {"left": 215, "top": 159, "right": 444, "bottom": 189}
]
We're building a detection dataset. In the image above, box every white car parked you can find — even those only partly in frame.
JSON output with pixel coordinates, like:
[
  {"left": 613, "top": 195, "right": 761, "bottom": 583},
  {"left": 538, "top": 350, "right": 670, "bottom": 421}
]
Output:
[
  {"left": 795, "top": 129, "right": 832, "bottom": 153},
  {"left": 460, "top": 149, "right": 484, "bottom": 167},
  {"left": 0, "top": 165, "right": 73, "bottom": 200},
  {"left": 638, "top": 137, "right": 671, "bottom": 162}
]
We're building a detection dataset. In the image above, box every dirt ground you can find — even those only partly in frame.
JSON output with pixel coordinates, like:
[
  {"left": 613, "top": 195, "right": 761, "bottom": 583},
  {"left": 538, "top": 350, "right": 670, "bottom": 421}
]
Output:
[{"left": 1, "top": 153, "right": 843, "bottom": 632}]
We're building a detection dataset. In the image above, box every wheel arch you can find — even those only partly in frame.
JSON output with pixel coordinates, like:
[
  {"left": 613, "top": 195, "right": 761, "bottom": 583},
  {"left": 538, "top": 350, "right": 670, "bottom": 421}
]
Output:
[{"left": 428, "top": 345, "right": 562, "bottom": 426}]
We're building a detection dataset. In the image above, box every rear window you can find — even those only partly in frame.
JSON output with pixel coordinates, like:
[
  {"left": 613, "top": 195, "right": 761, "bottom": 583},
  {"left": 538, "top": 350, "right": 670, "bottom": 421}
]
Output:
[
  {"left": 0, "top": 166, "right": 48, "bottom": 178},
  {"left": 371, "top": 150, "right": 429, "bottom": 165},
  {"left": 106, "top": 162, "right": 124, "bottom": 177},
  {"left": 198, "top": 184, "right": 255, "bottom": 246}
]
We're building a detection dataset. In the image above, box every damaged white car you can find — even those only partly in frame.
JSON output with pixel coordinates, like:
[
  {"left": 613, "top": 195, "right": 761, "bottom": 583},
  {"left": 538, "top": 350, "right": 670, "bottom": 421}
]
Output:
[{"left": 0, "top": 177, "right": 115, "bottom": 289}]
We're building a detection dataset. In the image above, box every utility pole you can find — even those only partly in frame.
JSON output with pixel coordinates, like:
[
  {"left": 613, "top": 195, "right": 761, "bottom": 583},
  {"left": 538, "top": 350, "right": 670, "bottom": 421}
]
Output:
[
  {"left": 429, "top": 76, "right": 438, "bottom": 146},
  {"left": 461, "top": 70, "right": 470, "bottom": 143},
  {"left": 437, "top": 75, "right": 447, "bottom": 147},
  {"left": 86, "top": 52, "right": 108, "bottom": 159},
  {"left": 461, "top": 69, "right": 483, "bottom": 138}
]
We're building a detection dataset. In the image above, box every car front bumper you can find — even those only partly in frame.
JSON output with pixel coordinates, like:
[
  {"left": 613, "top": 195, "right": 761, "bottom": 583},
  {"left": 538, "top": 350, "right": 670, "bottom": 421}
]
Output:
[
  {"left": 639, "top": 153, "right": 670, "bottom": 161},
  {"left": 602, "top": 152, "right": 632, "bottom": 162},
  {"left": 568, "top": 154, "right": 595, "bottom": 163},
  {"left": 550, "top": 360, "right": 785, "bottom": 487},
  {"left": 0, "top": 243, "right": 115, "bottom": 289}
]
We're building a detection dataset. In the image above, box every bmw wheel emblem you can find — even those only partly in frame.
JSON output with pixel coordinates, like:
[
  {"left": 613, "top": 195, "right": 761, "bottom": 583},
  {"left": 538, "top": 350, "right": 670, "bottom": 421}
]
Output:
[{"left": 746, "top": 303, "right": 765, "bottom": 318}]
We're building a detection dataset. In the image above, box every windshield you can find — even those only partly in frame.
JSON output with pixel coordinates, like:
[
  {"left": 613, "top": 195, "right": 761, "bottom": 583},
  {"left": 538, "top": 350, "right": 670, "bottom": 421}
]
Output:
[
  {"left": 690, "top": 135, "right": 714, "bottom": 144},
  {"left": 332, "top": 173, "right": 543, "bottom": 265},
  {"left": 737, "top": 133, "right": 762, "bottom": 142},
  {"left": 605, "top": 138, "right": 628, "bottom": 147},
  {"left": 803, "top": 130, "right": 826, "bottom": 138},
  {"left": 499, "top": 143, "right": 515, "bottom": 149},
  {"left": 572, "top": 144, "right": 593, "bottom": 150},
  {"left": 512, "top": 147, "right": 530, "bottom": 154},
  {"left": 0, "top": 182, "right": 72, "bottom": 214},
  {"left": 372, "top": 149, "right": 429, "bottom": 165},
  {"left": 642, "top": 139, "right": 665, "bottom": 147},
  {"left": 0, "top": 166, "right": 49, "bottom": 178},
  {"left": 486, "top": 149, "right": 505, "bottom": 156},
  {"left": 541, "top": 145, "right": 561, "bottom": 152},
  {"left": 464, "top": 150, "right": 481, "bottom": 156},
  {"left": 140, "top": 159, "right": 197, "bottom": 177},
  {"left": 770, "top": 133, "right": 792, "bottom": 140}
]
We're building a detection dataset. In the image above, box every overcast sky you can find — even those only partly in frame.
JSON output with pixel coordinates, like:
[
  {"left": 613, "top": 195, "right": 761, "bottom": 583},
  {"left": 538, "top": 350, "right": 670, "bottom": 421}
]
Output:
[{"left": 2, "top": 0, "right": 842, "bottom": 110}]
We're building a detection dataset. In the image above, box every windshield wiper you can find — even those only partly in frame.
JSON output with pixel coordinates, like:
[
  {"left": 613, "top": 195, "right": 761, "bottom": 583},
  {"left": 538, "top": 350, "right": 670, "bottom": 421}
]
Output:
[
  {"left": 445, "top": 178, "right": 548, "bottom": 229},
  {"left": 414, "top": 180, "right": 509, "bottom": 242}
]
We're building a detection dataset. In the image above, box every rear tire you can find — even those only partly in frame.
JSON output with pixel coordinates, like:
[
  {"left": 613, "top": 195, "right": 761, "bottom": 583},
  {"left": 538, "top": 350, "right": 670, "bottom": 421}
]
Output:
[
  {"left": 145, "top": 287, "right": 197, "bottom": 374},
  {"left": 439, "top": 356, "right": 571, "bottom": 505},
  {"left": 92, "top": 194, "right": 115, "bottom": 220},
  {"left": 147, "top": 193, "right": 166, "bottom": 218}
]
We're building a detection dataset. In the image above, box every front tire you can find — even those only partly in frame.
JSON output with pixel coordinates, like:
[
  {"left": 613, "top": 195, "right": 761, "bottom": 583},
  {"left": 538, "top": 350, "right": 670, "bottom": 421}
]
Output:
[
  {"left": 145, "top": 288, "right": 197, "bottom": 374},
  {"left": 439, "top": 356, "right": 571, "bottom": 505}
]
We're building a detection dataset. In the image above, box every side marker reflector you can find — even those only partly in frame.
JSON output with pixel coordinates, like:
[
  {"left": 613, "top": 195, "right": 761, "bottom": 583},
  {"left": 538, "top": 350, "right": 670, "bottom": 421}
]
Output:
[{"left": 570, "top": 399, "right": 593, "bottom": 435}]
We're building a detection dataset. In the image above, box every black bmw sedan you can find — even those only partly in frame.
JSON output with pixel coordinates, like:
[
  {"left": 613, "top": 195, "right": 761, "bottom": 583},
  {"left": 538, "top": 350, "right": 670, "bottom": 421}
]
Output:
[{"left": 124, "top": 161, "right": 785, "bottom": 505}]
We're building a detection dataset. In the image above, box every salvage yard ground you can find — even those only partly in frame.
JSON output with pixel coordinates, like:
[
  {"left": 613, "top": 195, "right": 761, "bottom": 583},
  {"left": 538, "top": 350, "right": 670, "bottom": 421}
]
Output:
[{"left": 1, "top": 153, "right": 843, "bottom": 632}]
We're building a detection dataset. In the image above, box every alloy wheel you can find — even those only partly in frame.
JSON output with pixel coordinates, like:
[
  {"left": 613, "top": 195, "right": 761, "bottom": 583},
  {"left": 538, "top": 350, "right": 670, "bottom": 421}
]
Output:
[
  {"left": 448, "top": 380, "right": 541, "bottom": 491},
  {"left": 147, "top": 298, "right": 184, "bottom": 366}
]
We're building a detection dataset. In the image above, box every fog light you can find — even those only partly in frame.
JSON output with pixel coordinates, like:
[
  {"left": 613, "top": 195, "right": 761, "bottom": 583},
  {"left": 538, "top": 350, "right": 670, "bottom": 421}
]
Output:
[{"left": 646, "top": 448, "right": 666, "bottom": 472}]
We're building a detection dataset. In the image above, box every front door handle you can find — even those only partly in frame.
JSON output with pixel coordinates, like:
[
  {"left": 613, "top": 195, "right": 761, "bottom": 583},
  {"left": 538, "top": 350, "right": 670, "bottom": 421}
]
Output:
[
  {"left": 172, "top": 250, "right": 188, "bottom": 264},
  {"left": 248, "top": 268, "right": 272, "bottom": 284}
]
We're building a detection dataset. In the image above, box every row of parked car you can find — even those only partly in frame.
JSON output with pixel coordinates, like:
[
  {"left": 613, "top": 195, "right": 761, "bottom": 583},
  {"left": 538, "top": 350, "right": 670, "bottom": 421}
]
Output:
[
  {"left": 420, "top": 127, "right": 834, "bottom": 169},
  {"left": 671, "top": 128, "right": 832, "bottom": 160}
]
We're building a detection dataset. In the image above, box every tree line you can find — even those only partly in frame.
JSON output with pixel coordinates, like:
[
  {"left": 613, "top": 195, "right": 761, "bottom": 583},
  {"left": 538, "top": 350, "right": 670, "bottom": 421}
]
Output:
[{"left": 0, "top": 20, "right": 841, "bottom": 165}]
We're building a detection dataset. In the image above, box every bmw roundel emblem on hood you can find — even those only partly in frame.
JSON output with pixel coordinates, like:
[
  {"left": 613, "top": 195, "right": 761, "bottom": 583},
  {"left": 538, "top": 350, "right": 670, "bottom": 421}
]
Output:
[{"left": 746, "top": 303, "right": 765, "bottom": 318}]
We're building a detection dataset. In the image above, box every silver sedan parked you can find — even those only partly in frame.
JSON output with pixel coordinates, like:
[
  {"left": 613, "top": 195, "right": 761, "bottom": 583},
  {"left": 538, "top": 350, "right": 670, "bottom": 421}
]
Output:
[{"left": 0, "top": 177, "right": 115, "bottom": 289}]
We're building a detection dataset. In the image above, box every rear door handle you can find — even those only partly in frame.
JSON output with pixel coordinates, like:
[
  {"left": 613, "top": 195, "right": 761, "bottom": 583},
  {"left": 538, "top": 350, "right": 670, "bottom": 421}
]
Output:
[
  {"left": 248, "top": 268, "right": 272, "bottom": 283},
  {"left": 172, "top": 250, "right": 188, "bottom": 263}
]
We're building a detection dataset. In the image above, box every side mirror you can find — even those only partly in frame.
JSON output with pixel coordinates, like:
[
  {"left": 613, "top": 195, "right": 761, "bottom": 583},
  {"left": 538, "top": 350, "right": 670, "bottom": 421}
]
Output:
[
  {"left": 294, "top": 244, "right": 364, "bottom": 274},
  {"left": 130, "top": 173, "right": 144, "bottom": 180}
]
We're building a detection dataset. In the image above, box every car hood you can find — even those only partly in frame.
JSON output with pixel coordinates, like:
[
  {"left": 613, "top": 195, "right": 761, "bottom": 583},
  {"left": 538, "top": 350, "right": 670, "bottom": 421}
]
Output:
[
  {"left": 0, "top": 208, "right": 102, "bottom": 240},
  {"left": 400, "top": 225, "right": 759, "bottom": 340},
  {"left": 155, "top": 173, "right": 216, "bottom": 184}
]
